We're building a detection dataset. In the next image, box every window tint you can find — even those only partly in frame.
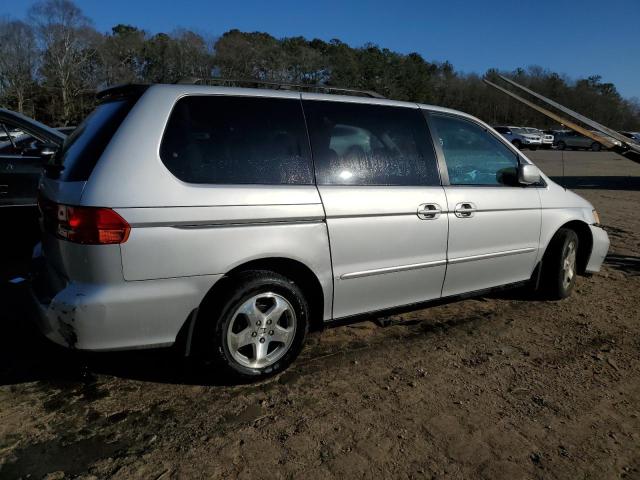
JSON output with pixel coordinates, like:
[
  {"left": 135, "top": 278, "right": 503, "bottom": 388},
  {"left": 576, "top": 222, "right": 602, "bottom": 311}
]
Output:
[
  {"left": 160, "top": 96, "right": 313, "bottom": 185},
  {"left": 54, "top": 98, "right": 136, "bottom": 181},
  {"left": 303, "top": 101, "right": 439, "bottom": 186},
  {"left": 430, "top": 114, "right": 518, "bottom": 186}
]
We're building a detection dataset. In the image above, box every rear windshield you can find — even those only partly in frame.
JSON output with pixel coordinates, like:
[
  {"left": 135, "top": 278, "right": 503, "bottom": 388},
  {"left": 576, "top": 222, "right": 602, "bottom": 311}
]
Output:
[{"left": 51, "top": 98, "right": 136, "bottom": 181}]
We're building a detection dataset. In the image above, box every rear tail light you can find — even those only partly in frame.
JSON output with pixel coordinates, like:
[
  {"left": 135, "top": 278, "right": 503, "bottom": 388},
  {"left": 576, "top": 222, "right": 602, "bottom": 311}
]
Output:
[{"left": 38, "top": 195, "right": 130, "bottom": 245}]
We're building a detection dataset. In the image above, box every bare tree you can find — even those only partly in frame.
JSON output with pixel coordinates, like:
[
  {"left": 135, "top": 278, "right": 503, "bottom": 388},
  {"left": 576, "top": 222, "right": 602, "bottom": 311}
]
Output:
[
  {"left": 28, "top": 0, "right": 100, "bottom": 124},
  {"left": 0, "top": 18, "right": 39, "bottom": 114}
]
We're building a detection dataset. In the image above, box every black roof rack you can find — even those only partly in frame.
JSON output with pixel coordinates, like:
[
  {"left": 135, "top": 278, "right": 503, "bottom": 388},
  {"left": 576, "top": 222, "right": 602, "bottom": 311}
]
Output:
[{"left": 175, "top": 77, "right": 386, "bottom": 99}]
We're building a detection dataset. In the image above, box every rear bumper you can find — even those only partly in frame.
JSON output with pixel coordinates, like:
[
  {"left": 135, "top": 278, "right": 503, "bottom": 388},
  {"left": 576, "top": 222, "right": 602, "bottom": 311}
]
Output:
[
  {"left": 26, "top": 256, "right": 222, "bottom": 351},
  {"left": 586, "top": 225, "right": 609, "bottom": 273}
]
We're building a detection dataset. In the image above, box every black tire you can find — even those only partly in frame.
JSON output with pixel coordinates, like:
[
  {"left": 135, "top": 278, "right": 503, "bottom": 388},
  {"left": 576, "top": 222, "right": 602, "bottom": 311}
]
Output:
[
  {"left": 198, "top": 270, "right": 309, "bottom": 381},
  {"left": 539, "top": 228, "right": 579, "bottom": 300},
  {"left": 530, "top": 146, "right": 538, "bottom": 151},
  {"left": 556, "top": 141, "right": 566, "bottom": 150},
  {"left": 512, "top": 140, "right": 522, "bottom": 149},
  {"left": 591, "top": 142, "right": 602, "bottom": 152}
]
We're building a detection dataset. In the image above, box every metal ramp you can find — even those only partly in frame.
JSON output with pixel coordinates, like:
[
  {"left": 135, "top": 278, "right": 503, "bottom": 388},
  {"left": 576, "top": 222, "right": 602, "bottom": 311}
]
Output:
[{"left": 484, "top": 75, "right": 640, "bottom": 164}]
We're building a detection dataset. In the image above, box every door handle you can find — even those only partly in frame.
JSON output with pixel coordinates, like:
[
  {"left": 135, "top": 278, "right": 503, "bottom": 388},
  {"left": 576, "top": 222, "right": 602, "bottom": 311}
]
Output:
[
  {"left": 454, "top": 202, "right": 477, "bottom": 218},
  {"left": 417, "top": 203, "right": 441, "bottom": 220}
]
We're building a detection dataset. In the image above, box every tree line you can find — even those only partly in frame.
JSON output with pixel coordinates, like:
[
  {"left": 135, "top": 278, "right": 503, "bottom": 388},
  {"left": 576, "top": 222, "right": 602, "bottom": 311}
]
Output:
[{"left": 1, "top": 0, "right": 639, "bottom": 130}]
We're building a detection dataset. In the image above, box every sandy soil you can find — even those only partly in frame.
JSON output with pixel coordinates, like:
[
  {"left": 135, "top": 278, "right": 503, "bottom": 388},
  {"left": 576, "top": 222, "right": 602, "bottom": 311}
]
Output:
[{"left": 0, "top": 150, "right": 639, "bottom": 479}]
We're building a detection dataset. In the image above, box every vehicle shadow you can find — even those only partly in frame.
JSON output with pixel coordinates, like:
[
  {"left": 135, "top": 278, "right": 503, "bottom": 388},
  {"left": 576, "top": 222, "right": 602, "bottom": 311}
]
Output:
[
  {"left": 550, "top": 175, "right": 640, "bottom": 191},
  {"left": 605, "top": 254, "right": 640, "bottom": 276}
]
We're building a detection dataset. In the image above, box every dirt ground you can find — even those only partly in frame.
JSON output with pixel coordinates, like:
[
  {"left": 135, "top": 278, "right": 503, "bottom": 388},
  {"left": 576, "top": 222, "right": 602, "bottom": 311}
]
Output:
[{"left": 1, "top": 150, "right": 639, "bottom": 479}]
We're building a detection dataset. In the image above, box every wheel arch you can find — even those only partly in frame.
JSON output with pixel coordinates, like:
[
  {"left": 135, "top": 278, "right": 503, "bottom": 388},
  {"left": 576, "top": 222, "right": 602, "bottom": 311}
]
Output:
[
  {"left": 201, "top": 257, "right": 326, "bottom": 331},
  {"left": 544, "top": 220, "right": 593, "bottom": 275}
]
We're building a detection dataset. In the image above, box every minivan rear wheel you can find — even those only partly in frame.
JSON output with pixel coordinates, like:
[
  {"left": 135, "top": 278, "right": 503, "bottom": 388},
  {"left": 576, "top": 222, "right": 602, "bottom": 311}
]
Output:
[
  {"left": 556, "top": 141, "right": 566, "bottom": 150},
  {"left": 591, "top": 142, "right": 602, "bottom": 152},
  {"left": 201, "top": 270, "right": 309, "bottom": 381},
  {"left": 539, "top": 228, "right": 579, "bottom": 300}
]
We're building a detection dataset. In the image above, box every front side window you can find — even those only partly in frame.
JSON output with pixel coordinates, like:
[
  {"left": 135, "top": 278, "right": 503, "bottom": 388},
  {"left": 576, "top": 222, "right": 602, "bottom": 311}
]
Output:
[
  {"left": 430, "top": 114, "right": 519, "bottom": 186},
  {"left": 160, "top": 96, "right": 313, "bottom": 185},
  {"left": 303, "top": 101, "right": 439, "bottom": 186}
]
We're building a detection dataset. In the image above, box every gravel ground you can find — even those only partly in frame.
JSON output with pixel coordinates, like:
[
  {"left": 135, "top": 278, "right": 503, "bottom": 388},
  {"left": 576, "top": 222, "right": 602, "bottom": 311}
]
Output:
[{"left": 0, "top": 150, "right": 639, "bottom": 479}]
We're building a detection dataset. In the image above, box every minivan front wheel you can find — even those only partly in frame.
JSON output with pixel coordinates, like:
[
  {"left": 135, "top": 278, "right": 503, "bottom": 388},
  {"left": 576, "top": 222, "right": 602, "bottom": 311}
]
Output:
[
  {"left": 203, "top": 270, "right": 309, "bottom": 381},
  {"left": 540, "top": 228, "right": 579, "bottom": 300}
]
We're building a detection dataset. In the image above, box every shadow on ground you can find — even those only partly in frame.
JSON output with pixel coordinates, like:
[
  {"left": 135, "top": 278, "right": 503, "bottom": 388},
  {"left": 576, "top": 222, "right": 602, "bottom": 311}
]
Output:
[
  {"left": 550, "top": 175, "right": 640, "bottom": 191},
  {"left": 605, "top": 254, "right": 640, "bottom": 276}
]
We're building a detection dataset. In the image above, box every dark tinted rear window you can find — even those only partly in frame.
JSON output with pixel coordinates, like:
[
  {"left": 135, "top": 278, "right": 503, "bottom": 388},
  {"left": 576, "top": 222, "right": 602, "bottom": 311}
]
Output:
[
  {"left": 159, "top": 96, "right": 313, "bottom": 185},
  {"left": 54, "top": 98, "right": 136, "bottom": 181},
  {"left": 303, "top": 101, "right": 439, "bottom": 186}
]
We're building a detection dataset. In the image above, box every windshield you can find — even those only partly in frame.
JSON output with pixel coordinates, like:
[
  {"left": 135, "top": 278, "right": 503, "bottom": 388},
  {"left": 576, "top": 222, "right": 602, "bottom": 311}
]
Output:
[{"left": 51, "top": 98, "right": 137, "bottom": 181}]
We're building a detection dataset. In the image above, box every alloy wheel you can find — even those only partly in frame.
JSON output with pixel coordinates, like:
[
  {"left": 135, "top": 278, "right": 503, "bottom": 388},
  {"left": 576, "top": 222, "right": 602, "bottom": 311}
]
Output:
[
  {"left": 562, "top": 240, "right": 577, "bottom": 290},
  {"left": 225, "top": 292, "right": 296, "bottom": 369}
]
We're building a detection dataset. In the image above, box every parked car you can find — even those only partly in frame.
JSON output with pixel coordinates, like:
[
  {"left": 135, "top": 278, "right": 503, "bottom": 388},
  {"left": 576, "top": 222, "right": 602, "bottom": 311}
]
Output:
[
  {"left": 493, "top": 126, "right": 542, "bottom": 150},
  {"left": 620, "top": 131, "right": 640, "bottom": 143},
  {"left": 523, "top": 127, "right": 553, "bottom": 149},
  {"left": 553, "top": 130, "right": 610, "bottom": 151},
  {"left": 23, "top": 84, "right": 609, "bottom": 381},
  {"left": 0, "top": 109, "right": 67, "bottom": 207}
]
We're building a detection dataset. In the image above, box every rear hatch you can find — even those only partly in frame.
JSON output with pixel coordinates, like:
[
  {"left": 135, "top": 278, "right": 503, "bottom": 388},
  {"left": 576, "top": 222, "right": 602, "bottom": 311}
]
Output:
[{"left": 38, "top": 86, "right": 147, "bottom": 290}]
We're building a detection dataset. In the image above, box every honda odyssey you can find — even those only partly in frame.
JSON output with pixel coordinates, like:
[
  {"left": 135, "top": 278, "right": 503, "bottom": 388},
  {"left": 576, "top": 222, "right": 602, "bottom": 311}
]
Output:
[{"left": 25, "top": 83, "right": 610, "bottom": 380}]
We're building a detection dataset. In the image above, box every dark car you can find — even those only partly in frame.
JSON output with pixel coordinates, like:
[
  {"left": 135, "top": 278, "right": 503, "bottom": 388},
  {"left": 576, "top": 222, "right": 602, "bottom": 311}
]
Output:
[{"left": 0, "top": 109, "right": 66, "bottom": 207}]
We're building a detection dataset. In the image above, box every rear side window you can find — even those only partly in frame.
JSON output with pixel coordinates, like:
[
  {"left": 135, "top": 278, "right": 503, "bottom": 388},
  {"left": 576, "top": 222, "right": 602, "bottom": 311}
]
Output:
[
  {"left": 303, "top": 101, "right": 440, "bottom": 186},
  {"left": 160, "top": 96, "right": 313, "bottom": 185},
  {"left": 55, "top": 99, "right": 136, "bottom": 181},
  {"left": 430, "top": 114, "right": 518, "bottom": 186}
]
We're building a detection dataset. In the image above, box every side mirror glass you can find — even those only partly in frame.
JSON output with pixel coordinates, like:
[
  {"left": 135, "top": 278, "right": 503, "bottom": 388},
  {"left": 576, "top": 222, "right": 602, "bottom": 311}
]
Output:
[
  {"left": 518, "top": 163, "right": 541, "bottom": 185},
  {"left": 37, "top": 142, "right": 59, "bottom": 162}
]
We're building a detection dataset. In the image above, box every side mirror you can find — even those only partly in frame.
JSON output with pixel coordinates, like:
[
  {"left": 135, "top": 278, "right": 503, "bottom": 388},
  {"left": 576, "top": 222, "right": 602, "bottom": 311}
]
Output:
[
  {"left": 518, "top": 163, "right": 541, "bottom": 185},
  {"left": 33, "top": 143, "right": 60, "bottom": 166}
]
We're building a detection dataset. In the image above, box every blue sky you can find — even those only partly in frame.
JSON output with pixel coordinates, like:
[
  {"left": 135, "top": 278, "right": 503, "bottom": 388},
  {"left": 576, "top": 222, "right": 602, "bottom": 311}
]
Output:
[{"left": 6, "top": 0, "right": 640, "bottom": 98}]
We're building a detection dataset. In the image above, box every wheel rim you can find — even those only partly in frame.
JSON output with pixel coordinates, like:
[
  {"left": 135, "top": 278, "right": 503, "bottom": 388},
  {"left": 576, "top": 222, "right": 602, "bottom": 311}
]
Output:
[
  {"left": 562, "top": 240, "right": 577, "bottom": 290},
  {"left": 226, "top": 292, "right": 296, "bottom": 369}
]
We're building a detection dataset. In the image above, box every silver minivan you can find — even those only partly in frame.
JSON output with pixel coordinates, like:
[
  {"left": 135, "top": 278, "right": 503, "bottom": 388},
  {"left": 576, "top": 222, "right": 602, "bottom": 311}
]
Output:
[{"left": 27, "top": 84, "right": 609, "bottom": 380}]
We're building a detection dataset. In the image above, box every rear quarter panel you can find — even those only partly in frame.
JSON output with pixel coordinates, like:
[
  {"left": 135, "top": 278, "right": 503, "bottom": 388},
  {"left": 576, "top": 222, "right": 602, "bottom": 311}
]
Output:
[{"left": 117, "top": 201, "right": 333, "bottom": 320}]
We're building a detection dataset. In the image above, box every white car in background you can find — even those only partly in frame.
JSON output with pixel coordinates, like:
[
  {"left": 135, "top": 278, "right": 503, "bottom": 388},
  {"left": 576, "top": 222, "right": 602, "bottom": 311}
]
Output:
[
  {"left": 493, "top": 126, "right": 542, "bottom": 150},
  {"left": 524, "top": 127, "right": 553, "bottom": 149}
]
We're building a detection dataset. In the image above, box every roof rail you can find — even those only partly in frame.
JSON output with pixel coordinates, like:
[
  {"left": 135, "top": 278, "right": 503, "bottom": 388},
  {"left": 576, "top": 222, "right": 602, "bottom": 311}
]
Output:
[{"left": 175, "top": 77, "right": 386, "bottom": 99}]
